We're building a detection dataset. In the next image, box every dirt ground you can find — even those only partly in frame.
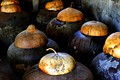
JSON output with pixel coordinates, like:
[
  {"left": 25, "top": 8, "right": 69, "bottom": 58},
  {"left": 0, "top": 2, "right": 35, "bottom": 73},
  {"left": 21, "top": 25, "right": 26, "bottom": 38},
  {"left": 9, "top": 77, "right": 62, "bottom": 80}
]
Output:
[{"left": 0, "top": 54, "right": 22, "bottom": 80}]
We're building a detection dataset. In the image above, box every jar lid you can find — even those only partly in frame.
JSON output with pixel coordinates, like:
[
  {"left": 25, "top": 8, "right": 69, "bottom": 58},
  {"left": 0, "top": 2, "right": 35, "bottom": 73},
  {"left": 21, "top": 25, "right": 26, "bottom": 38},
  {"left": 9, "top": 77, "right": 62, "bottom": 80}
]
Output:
[
  {"left": 103, "top": 32, "right": 120, "bottom": 58},
  {"left": 39, "top": 48, "right": 76, "bottom": 75},
  {"left": 15, "top": 24, "right": 48, "bottom": 49},
  {"left": 80, "top": 21, "right": 108, "bottom": 36},
  {"left": 1, "top": 4, "right": 21, "bottom": 13},
  {"left": 1, "top": 0, "right": 19, "bottom": 6},
  {"left": 45, "top": 0, "right": 64, "bottom": 11},
  {"left": 57, "top": 7, "right": 84, "bottom": 22}
]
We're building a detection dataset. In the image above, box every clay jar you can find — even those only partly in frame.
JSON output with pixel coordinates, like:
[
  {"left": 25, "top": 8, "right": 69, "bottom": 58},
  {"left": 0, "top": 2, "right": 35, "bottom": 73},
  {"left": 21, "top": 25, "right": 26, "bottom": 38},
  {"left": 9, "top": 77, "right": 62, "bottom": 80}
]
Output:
[
  {"left": 0, "top": 0, "right": 30, "bottom": 48},
  {"left": 91, "top": 32, "right": 120, "bottom": 80},
  {"left": 46, "top": 7, "right": 84, "bottom": 51},
  {"left": 68, "top": 21, "right": 108, "bottom": 67},
  {"left": 22, "top": 48, "right": 94, "bottom": 80},
  {"left": 36, "top": 0, "right": 64, "bottom": 32},
  {"left": 7, "top": 24, "right": 48, "bottom": 75}
]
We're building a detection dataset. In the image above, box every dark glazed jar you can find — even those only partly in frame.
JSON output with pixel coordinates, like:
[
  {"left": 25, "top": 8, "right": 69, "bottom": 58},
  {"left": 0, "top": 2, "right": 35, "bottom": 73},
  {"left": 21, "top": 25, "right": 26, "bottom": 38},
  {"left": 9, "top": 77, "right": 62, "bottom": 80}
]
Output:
[
  {"left": 36, "top": 0, "right": 64, "bottom": 32},
  {"left": 7, "top": 24, "right": 48, "bottom": 75},
  {"left": 22, "top": 48, "right": 94, "bottom": 80},
  {"left": 46, "top": 7, "right": 84, "bottom": 51},
  {"left": 91, "top": 32, "right": 120, "bottom": 80},
  {"left": 0, "top": 0, "right": 30, "bottom": 48},
  {"left": 68, "top": 21, "right": 108, "bottom": 67}
]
